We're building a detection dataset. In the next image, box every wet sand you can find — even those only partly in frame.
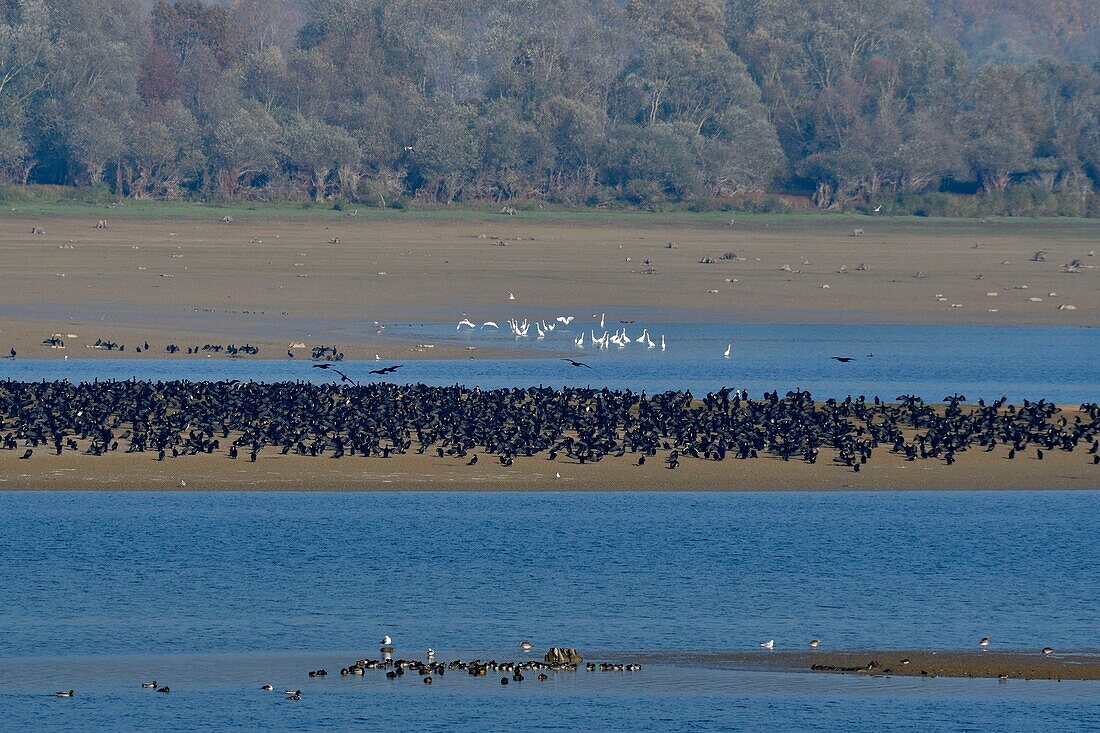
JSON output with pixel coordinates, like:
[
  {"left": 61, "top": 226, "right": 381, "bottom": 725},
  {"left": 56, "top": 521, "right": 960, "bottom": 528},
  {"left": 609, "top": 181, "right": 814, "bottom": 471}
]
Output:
[
  {"left": 662, "top": 650, "right": 1100, "bottom": 681},
  {"left": 1, "top": 208, "right": 1097, "bottom": 360},
  {"left": 1, "top": 442, "right": 1095, "bottom": 490}
]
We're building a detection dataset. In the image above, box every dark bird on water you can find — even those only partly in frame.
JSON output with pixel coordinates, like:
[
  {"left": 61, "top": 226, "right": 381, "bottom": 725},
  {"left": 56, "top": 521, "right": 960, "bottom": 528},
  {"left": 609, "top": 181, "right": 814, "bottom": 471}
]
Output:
[
  {"left": 561, "top": 358, "right": 591, "bottom": 368},
  {"left": 832, "top": 357, "right": 855, "bottom": 363}
]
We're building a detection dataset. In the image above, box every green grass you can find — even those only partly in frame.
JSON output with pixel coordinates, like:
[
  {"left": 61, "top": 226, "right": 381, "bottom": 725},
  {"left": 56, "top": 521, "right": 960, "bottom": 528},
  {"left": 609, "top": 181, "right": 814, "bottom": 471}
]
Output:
[{"left": 4, "top": 187, "right": 1100, "bottom": 233}]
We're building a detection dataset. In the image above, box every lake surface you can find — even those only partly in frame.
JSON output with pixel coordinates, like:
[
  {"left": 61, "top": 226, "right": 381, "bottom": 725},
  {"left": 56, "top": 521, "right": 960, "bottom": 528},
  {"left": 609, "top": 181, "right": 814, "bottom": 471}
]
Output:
[
  {"left": 4, "top": 322, "right": 1098, "bottom": 403},
  {"left": 1, "top": 491, "right": 1097, "bottom": 731}
]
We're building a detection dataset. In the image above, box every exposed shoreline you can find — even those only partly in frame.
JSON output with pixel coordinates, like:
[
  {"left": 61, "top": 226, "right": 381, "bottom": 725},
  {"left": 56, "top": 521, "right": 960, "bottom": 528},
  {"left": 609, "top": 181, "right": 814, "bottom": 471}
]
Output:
[
  {"left": 6, "top": 648, "right": 1097, "bottom": 683},
  {"left": 2, "top": 211, "right": 1096, "bottom": 361},
  {"left": 650, "top": 650, "right": 1100, "bottom": 681},
  {"left": 2, "top": 448, "right": 1096, "bottom": 491}
]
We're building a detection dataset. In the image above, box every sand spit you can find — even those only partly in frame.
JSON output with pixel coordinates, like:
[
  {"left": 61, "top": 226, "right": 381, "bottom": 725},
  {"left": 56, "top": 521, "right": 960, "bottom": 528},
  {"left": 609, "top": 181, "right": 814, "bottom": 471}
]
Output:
[
  {"left": 1, "top": 446, "right": 1096, "bottom": 491},
  {"left": 654, "top": 650, "right": 1100, "bottom": 681}
]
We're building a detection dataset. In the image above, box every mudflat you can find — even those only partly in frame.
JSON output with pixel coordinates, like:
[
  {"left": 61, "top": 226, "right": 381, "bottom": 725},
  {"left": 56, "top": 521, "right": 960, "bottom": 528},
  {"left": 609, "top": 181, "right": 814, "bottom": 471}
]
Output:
[
  {"left": 655, "top": 650, "right": 1100, "bottom": 681},
  {"left": 1, "top": 206, "right": 1096, "bottom": 360},
  {"left": 2, "top": 441, "right": 1095, "bottom": 491}
]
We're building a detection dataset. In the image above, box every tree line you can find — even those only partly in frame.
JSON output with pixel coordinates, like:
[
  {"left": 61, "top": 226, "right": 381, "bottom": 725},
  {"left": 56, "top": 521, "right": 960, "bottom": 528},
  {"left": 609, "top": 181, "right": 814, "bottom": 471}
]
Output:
[{"left": 1, "top": 0, "right": 1098, "bottom": 214}]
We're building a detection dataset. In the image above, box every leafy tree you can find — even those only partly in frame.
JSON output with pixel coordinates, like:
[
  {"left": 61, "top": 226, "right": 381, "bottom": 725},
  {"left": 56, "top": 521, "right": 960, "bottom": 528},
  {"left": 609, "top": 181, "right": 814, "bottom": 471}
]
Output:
[
  {"left": 0, "top": 0, "right": 1093, "bottom": 212},
  {"left": 409, "top": 98, "right": 478, "bottom": 203}
]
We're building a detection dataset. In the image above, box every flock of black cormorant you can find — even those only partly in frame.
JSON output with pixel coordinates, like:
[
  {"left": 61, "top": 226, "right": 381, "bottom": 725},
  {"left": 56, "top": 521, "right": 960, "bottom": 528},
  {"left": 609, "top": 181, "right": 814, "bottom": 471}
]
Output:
[{"left": 1, "top": 379, "right": 1097, "bottom": 470}]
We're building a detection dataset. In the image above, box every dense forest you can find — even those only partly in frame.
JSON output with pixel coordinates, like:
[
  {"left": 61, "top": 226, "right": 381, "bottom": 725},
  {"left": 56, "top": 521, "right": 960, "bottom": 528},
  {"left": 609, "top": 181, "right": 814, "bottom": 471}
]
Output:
[{"left": 1, "top": 0, "right": 1098, "bottom": 214}]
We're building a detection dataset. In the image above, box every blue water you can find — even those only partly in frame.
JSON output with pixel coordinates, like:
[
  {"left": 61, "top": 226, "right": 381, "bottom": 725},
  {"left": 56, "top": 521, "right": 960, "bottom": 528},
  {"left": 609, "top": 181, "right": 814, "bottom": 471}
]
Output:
[
  {"left": 1, "top": 491, "right": 1097, "bottom": 731},
  {"left": 3, "top": 322, "right": 1098, "bottom": 403}
]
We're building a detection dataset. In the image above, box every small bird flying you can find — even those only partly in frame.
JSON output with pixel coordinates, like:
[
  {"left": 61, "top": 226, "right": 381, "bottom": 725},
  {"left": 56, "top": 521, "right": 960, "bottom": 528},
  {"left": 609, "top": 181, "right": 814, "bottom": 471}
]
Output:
[
  {"left": 369, "top": 364, "right": 403, "bottom": 375},
  {"left": 561, "top": 358, "right": 591, "bottom": 369}
]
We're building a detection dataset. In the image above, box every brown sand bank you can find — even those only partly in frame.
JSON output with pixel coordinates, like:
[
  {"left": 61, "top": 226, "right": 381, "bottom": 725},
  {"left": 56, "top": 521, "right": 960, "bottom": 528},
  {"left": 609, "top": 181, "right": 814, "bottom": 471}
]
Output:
[
  {"left": 1, "top": 210, "right": 1097, "bottom": 360},
  {"left": 660, "top": 650, "right": 1100, "bottom": 681},
  {"left": 1, "top": 443, "right": 1095, "bottom": 491}
]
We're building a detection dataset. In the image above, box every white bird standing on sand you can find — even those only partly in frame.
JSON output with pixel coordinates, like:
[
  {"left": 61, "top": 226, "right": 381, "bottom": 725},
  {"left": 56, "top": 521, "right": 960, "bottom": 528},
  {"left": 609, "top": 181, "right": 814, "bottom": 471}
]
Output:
[
  {"left": 723, "top": 344, "right": 731, "bottom": 359},
  {"left": 508, "top": 292, "right": 515, "bottom": 300},
  {"left": 760, "top": 640, "right": 775, "bottom": 649}
]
